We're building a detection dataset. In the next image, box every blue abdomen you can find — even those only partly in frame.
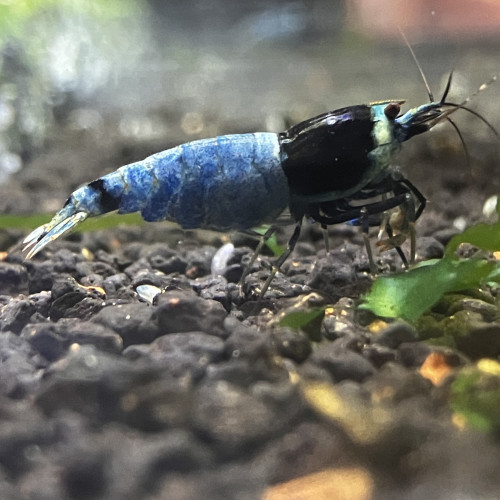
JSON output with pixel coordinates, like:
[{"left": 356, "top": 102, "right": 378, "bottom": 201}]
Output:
[{"left": 100, "top": 132, "right": 289, "bottom": 230}]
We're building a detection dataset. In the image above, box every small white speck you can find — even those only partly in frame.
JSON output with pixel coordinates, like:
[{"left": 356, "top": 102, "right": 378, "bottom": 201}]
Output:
[
  {"left": 453, "top": 216, "right": 467, "bottom": 232},
  {"left": 84, "top": 354, "right": 98, "bottom": 368},
  {"left": 136, "top": 284, "right": 162, "bottom": 304},
  {"left": 482, "top": 195, "right": 498, "bottom": 218}
]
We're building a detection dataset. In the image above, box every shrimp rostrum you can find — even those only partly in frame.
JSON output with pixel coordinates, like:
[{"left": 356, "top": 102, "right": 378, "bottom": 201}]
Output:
[{"left": 23, "top": 74, "right": 495, "bottom": 296}]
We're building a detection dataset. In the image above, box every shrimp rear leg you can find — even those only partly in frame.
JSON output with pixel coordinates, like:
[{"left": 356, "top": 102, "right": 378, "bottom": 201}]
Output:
[
  {"left": 376, "top": 177, "right": 425, "bottom": 264},
  {"left": 258, "top": 220, "right": 303, "bottom": 298},
  {"left": 309, "top": 193, "right": 407, "bottom": 270},
  {"left": 245, "top": 175, "right": 425, "bottom": 298},
  {"left": 238, "top": 226, "right": 277, "bottom": 296},
  {"left": 310, "top": 176, "right": 425, "bottom": 271}
]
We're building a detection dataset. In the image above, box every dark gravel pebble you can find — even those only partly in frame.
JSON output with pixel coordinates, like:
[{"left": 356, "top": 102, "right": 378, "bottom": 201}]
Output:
[
  {"left": 130, "top": 269, "right": 172, "bottom": 290},
  {"left": 153, "top": 290, "right": 227, "bottom": 337},
  {"left": 64, "top": 321, "right": 123, "bottom": 354},
  {"left": 223, "top": 263, "right": 243, "bottom": 283},
  {"left": 29, "top": 291, "right": 52, "bottom": 317},
  {"left": 433, "top": 227, "right": 461, "bottom": 246},
  {"left": 270, "top": 327, "right": 312, "bottom": 363},
  {"left": 374, "top": 321, "right": 418, "bottom": 349},
  {"left": 365, "top": 362, "right": 432, "bottom": 403},
  {"left": 0, "top": 297, "right": 36, "bottom": 334},
  {"left": 149, "top": 461, "right": 269, "bottom": 500},
  {"left": 0, "top": 331, "right": 42, "bottom": 397},
  {"left": 61, "top": 448, "right": 108, "bottom": 499},
  {"left": 51, "top": 249, "right": 85, "bottom": 273},
  {"left": 25, "top": 260, "right": 57, "bottom": 293},
  {"left": 184, "top": 246, "right": 216, "bottom": 278},
  {"left": 224, "top": 317, "right": 268, "bottom": 357},
  {"left": 362, "top": 343, "right": 397, "bottom": 367},
  {"left": 0, "top": 399, "right": 56, "bottom": 477},
  {"left": 194, "top": 275, "right": 232, "bottom": 311},
  {"left": 123, "top": 257, "right": 153, "bottom": 280},
  {"left": 448, "top": 297, "right": 499, "bottom": 322},
  {"left": 204, "top": 357, "right": 278, "bottom": 387},
  {"left": 143, "top": 243, "right": 188, "bottom": 274},
  {"left": 0, "top": 262, "right": 29, "bottom": 295},
  {"left": 397, "top": 341, "right": 433, "bottom": 367},
  {"left": 51, "top": 295, "right": 105, "bottom": 322},
  {"left": 455, "top": 322, "right": 500, "bottom": 359},
  {"left": 49, "top": 275, "right": 105, "bottom": 321},
  {"left": 92, "top": 302, "right": 160, "bottom": 347},
  {"left": 321, "top": 313, "right": 359, "bottom": 340},
  {"left": 20, "top": 322, "right": 67, "bottom": 361},
  {"left": 35, "top": 345, "right": 192, "bottom": 430},
  {"left": 76, "top": 260, "right": 118, "bottom": 281},
  {"left": 123, "top": 332, "right": 225, "bottom": 380},
  {"left": 308, "top": 341, "right": 376, "bottom": 382},
  {"left": 415, "top": 236, "right": 444, "bottom": 259},
  {"left": 257, "top": 421, "right": 354, "bottom": 485},
  {"left": 308, "top": 257, "right": 358, "bottom": 299},
  {"left": 191, "top": 380, "right": 286, "bottom": 456},
  {"left": 102, "top": 273, "right": 130, "bottom": 296}
]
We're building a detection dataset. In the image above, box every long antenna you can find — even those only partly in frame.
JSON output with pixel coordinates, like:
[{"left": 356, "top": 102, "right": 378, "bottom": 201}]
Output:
[
  {"left": 399, "top": 28, "right": 500, "bottom": 172},
  {"left": 398, "top": 27, "right": 434, "bottom": 102},
  {"left": 458, "top": 74, "right": 499, "bottom": 108},
  {"left": 439, "top": 70, "right": 454, "bottom": 104}
]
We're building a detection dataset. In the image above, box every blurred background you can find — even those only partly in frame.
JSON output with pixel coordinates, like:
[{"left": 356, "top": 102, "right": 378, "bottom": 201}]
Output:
[{"left": 0, "top": 0, "right": 498, "bottom": 220}]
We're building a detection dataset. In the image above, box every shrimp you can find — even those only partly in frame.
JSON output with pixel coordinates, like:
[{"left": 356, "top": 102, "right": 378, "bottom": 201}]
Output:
[{"left": 23, "top": 73, "right": 498, "bottom": 296}]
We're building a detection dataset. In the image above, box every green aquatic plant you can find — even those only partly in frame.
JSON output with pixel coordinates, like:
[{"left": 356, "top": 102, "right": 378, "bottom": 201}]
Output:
[{"left": 362, "top": 197, "right": 500, "bottom": 321}]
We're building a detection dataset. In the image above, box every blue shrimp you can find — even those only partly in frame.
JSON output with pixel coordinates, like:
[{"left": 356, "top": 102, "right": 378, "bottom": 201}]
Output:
[{"left": 23, "top": 75, "right": 497, "bottom": 296}]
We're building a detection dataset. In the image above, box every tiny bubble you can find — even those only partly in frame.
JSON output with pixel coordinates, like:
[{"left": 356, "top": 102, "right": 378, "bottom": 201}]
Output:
[{"left": 84, "top": 354, "right": 98, "bottom": 368}]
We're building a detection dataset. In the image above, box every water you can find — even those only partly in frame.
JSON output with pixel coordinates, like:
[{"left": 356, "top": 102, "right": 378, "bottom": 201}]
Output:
[{"left": 0, "top": 0, "right": 499, "bottom": 185}]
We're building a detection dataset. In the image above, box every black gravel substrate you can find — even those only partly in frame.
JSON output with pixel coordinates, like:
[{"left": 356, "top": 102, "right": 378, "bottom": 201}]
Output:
[{"left": 1, "top": 212, "right": 500, "bottom": 500}]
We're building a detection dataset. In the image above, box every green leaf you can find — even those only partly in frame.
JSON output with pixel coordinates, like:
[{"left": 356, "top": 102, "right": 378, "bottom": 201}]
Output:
[
  {"left": 265, "top": 233, "right": 284, "bottom": 257},
  {"left": 445, "top": 197, "right": 500, "bottom": 257},
  {"left": 253, "top": 225, "right": 285, "bottom": 257},
  {"left": 278, "top": 306, "right": 326, "bottom": 330},
  {"left": 361, "top": 258, "right": 498, "bottom": 321},
  {"left": 0, "top": 214, "right": 51, "bottom": 230},
  {"left": 0, "top": 213, "right": 145, "bottom": 232},
  {"left": 77, "top": 213, "right": 145, "bottom": 232}
]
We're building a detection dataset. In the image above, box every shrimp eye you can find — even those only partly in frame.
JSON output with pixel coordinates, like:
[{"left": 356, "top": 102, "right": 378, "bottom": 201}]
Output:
[{"left": 384, "top": 102, "right": 401, "bottom": 120}]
